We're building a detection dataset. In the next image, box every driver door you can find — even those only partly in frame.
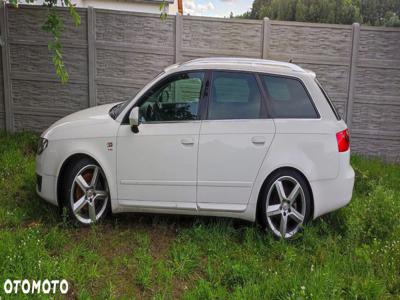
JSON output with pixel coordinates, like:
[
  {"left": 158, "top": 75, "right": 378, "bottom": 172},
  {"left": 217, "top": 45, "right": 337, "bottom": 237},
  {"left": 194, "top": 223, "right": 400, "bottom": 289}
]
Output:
[{"left": 116, "top": 72, "right": 206, "bottom": 209}]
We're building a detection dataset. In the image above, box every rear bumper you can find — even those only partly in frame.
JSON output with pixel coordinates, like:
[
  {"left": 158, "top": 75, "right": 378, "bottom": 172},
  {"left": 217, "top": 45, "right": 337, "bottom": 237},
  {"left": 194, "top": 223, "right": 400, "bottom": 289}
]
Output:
[{"left": 311, "top": 154, "right": 355, "bottom": 219}]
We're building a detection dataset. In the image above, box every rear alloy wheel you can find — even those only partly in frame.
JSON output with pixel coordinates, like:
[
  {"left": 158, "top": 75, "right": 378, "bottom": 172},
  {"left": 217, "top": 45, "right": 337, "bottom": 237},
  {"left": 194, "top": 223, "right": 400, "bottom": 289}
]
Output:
[
  {"left": 261, "top": 171, "right": 311, "bottom": 239},
  {"left": 63, "top": 159, "right": 110, "bottom": 225}
]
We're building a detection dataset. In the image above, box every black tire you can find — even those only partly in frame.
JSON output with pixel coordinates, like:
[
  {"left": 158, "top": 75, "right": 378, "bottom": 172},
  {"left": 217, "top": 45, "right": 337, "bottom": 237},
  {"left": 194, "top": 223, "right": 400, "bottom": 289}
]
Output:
[
  {"left": 61, "top": 157, "right": 110, "bottom": 225},
  {"left": 259, "top": 169, "right": 312, "bottom": 239}
]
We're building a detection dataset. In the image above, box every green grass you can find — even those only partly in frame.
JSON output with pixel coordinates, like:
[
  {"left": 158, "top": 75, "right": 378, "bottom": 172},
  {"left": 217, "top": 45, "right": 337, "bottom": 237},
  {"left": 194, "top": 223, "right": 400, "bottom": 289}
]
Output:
[{"left": 0, "top": 131, "right": 399, "bottom": 299}]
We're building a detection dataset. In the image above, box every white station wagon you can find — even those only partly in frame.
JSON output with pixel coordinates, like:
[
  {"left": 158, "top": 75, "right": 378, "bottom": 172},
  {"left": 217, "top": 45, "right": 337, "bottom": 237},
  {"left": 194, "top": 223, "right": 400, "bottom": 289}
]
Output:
[{"left": 36, "top": 57, "right": 355, "bottom": 238}]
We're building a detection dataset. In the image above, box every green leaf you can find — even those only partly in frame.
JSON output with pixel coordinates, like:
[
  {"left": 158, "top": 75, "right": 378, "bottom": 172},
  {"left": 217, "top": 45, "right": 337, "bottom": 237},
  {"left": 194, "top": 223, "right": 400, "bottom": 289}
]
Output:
[
  {"left": 159, "top": 0, "right": 167, "bottom": 21},
  {"left": 40, "top": 1, "right": 80, "bottom": 84},
  {"left": 9, "top": 0, "right": 19, "bottom": 8}
]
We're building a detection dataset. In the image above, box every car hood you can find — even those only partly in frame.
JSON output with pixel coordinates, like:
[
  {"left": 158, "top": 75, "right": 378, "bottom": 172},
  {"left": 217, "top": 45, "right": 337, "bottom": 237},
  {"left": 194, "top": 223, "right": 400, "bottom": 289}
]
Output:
[{"left": 42, "top": 103, "right": 119, "bottom": 140}]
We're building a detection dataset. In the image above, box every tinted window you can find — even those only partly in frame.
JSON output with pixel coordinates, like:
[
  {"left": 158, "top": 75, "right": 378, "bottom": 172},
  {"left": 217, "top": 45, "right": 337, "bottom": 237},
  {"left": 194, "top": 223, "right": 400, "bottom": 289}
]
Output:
[
  {"left": 315, "top": 79, "right": 341, "bottom": 120},
  {"left": 139, "top": 72, "right": 204, "bottom": 122},
  {"left": 262, "top": 75, "right": 318, "bottom": 118},
  {"left": 208, "top": 72, "right": 262, "bottom": 120}
]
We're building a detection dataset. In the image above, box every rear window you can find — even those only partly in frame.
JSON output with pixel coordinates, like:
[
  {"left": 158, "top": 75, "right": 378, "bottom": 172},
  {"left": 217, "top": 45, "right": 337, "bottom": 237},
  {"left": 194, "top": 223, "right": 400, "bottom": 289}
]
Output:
[
  {"left": 261, "top": 75, "right": 318, "bottom": 119},
  {"left": 315, "top": 79, "right": 341, "bottom": 120}
]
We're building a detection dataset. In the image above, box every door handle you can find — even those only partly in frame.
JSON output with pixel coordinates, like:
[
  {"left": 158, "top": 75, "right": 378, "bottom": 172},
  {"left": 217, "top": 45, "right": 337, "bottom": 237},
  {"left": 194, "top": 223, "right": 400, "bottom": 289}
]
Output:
[
  {"left": 251, "top": 136, "right": 266, "bottom": 145},
  {"left": 181, "top": 138, "right": 195, "bottom": 145}
]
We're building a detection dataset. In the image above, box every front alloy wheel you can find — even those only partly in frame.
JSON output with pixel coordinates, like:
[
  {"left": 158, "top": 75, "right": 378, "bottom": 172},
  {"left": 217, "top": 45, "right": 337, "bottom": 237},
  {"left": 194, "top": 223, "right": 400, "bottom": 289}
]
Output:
[{"left": 63, "top": 158, "right": 110, "bottom": 225}]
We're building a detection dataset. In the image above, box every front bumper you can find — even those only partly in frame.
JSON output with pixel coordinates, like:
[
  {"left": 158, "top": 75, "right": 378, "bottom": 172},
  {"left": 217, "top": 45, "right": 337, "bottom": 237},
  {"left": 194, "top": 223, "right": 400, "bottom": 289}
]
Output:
[
  {"left": 311, "top": 155, "right": 355, "bottom": 219},
  {"left": 36, "top": 172, "right": 58, "bottom": 206},
  {"left": 36, "top": 151, "right": 59, "bottom": 206}
]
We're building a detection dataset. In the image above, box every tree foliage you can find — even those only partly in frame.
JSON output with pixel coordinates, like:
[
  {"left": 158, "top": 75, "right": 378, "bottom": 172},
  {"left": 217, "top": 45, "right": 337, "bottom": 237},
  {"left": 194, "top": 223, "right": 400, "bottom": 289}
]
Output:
[{"left": 240, "top": 0, "right": 400, "bottom": 27}]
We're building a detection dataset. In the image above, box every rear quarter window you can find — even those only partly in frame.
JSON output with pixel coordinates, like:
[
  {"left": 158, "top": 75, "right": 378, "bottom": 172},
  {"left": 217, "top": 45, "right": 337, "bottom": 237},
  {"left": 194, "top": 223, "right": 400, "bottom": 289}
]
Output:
[
  {"left": 261, "top": 75, "right": 318, "bottom": 119},
  {"left": 315, "top": 79, "right": 341, "bottom": 121}
]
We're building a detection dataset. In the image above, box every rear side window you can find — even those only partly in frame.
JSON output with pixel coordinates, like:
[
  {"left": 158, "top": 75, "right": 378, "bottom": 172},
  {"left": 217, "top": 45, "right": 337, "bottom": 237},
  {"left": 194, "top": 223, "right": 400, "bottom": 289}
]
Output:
[
  {"left": 315, "top": 79, "right": 341, "bottom": 120},
  {"left": 261, "top": 75, "right": 318, "bottom": 118},
  {"left": 208, "top": 71, "right": 262, "bottom": 120}
]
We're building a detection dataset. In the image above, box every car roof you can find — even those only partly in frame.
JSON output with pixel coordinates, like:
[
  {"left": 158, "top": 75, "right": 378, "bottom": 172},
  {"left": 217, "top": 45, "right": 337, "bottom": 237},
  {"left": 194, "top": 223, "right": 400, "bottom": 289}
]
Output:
[{"left": 164, "top": 57, "right": 315, "bottom": 78}]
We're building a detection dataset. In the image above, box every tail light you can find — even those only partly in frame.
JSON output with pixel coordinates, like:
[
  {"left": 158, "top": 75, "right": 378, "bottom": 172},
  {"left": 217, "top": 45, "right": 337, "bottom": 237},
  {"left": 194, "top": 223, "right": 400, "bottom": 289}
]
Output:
[{"left": 336, "top": 129, "right": 350, "bottom": 152}]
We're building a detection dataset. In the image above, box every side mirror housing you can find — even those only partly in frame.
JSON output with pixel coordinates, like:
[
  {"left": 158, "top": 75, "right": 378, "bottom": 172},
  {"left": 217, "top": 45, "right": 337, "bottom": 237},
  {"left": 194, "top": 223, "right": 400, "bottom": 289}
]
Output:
[{"left": 129, "top": 107, "right": 140, "bottom": 133}]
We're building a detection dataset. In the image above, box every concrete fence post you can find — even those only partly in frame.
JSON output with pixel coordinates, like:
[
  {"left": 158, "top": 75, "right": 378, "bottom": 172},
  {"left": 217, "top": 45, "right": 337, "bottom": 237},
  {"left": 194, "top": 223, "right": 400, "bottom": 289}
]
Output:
[
  {"left": 346, "top": 22, "right": 360, "bottom": 130},
  {"left": 262, "top": 17, "right": 270, "bottom": 59},
  {"left": 0, "top": 5, "right": 13, "bottom": 132},
  {"left": 175, "top": 13, "right": 182, "bottom": 63},
  {"left": 87, "top": 6, "right": 97, "bottom": 107}
]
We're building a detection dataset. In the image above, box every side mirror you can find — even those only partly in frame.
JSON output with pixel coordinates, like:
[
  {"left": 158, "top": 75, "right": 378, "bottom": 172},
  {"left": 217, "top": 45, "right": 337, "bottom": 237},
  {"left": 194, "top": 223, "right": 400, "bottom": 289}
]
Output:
[{"left": 129, "top": 107, "right": 140, "bottom": 133}]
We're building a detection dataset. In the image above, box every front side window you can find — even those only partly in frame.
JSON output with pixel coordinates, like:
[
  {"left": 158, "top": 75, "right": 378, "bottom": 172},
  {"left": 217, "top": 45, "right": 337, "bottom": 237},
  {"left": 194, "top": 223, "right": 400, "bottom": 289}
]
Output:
[
  {"left": 208, "top": 71, "right": 263, "bottom": 120},
  {"left": 261, "top": 75, "right": 318, "bottom": 118},
  {"left": 139, "top": 72, "right": 204, "bottom": 122}
]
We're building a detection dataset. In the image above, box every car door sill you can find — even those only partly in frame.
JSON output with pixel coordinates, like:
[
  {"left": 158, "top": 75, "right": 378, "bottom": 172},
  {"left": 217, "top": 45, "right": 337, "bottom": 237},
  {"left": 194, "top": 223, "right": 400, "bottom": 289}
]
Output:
[
  {"left": 118, "top": 200, "right": 196, "bottom": 210},
  {"left": 120, "top": 180, "right": 196, "bottom": 186},
  {"left": 118, "top": 200, "right": 247, "bottom": 213},
  {"left": 197, "top": 203, "right": 247, "bottom": 212}
]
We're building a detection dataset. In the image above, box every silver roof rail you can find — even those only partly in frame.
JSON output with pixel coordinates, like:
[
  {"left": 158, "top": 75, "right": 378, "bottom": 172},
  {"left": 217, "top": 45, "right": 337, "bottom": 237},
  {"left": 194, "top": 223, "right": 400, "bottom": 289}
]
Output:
[{"left": 181, "top": 57, "right": 305, "bottom": 73}]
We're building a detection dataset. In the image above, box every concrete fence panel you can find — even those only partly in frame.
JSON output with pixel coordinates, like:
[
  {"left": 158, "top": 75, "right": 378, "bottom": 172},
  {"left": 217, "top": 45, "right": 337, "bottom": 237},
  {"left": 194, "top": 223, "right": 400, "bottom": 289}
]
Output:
[
  {"left": 351, "top": 26, "right": 400, "bottom": 161},
  {"left": 181, "top": 16, "right": 263, "bottom": 61},
  {"left": 1, "top": 5, "right": 399, "bottom": 161}
]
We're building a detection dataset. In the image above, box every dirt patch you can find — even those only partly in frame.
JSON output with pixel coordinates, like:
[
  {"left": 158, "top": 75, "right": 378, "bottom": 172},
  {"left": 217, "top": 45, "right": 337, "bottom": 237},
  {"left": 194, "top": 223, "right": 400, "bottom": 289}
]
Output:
[{"left": 149, "top": 228, "right": 176, "bottom": 260}]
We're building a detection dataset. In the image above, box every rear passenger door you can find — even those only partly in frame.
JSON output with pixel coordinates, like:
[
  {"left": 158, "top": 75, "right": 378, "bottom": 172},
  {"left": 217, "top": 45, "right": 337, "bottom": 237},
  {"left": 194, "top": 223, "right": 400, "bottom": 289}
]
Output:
[{"left": 196, "top": 71, "right": 275, "bottom": 211}]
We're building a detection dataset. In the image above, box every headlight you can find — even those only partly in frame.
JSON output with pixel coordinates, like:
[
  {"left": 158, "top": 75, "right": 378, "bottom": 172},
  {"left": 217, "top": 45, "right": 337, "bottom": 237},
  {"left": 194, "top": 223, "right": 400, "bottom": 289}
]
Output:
[{"left": 37, "top": 138, "right": 48, "bottom": 155}]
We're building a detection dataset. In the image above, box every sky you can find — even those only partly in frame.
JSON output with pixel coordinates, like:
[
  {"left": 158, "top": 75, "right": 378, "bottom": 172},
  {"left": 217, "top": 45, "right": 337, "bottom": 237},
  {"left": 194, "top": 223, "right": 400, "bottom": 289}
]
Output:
[{"left": 183, "top": 0, "right": 252, "bottom": 18}]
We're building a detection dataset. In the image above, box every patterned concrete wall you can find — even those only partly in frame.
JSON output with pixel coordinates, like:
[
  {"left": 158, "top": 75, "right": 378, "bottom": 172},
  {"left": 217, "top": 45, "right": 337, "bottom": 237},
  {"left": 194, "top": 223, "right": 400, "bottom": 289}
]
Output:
[
  {"left": 4, "top": 6, "right": 88, "bottom": 131},
  {"left": 95, "top": 9, "right": 175, "bottom": 105},
  {"left": 0, "top": 5, "right": 399, "bottom": 161},
  {"left": 266, "top": 21, "right": 353, "bottom": 119},
  {"left": 181, "top": 16, "right": 262, "bottom": 61},
  {"left": 351, "top": 26, "right": 400, "bottom": 161}
]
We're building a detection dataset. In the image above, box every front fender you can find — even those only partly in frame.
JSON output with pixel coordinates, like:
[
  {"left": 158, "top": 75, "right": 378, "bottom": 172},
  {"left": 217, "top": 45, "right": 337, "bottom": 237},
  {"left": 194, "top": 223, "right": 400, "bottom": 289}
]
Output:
[{"left": 44, "top": 138, "right": 118, "bottom": 212}]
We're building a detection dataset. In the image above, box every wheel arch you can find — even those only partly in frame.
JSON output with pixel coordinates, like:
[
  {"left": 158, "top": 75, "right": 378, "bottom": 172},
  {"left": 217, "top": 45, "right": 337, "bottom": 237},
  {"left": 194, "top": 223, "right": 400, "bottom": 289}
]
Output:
[
  {"left": 256, "top": 166, "right": 314, "bottom": 223},
  {"left": 56, "top": 152, "right": 109, "bottom": 208}
]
